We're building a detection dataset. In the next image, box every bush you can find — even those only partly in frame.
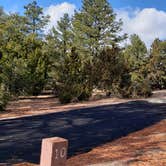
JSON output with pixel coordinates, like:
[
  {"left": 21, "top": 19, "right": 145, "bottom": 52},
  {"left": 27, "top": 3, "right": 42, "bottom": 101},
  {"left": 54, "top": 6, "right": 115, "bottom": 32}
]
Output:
[
  {"left": 0, "top": 85, "right": 10, "bottom": 111},
  {"left": 77, "top": 88, "right": 92, "bottom": 101},
  {"left": 58, "top": 88, "right": 73, "bottom": 104},
  {"left": 57, "top": 83, "right": 92, "bottom": 104},
  {"left": 129, "top": 73, "right": 152, "bottom": 98},
  {"left": 110, "top": 72, "right": 152, "bottom": 98}
]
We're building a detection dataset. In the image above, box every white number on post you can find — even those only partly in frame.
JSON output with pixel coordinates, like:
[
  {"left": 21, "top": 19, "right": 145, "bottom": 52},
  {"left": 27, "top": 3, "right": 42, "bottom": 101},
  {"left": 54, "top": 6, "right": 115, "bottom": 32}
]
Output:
[
  {"left": 60, "top": 147, "right": 66, "bottom": 158},
  {"left": 55, "top": 147, "right": 67, "bottom": 159}
]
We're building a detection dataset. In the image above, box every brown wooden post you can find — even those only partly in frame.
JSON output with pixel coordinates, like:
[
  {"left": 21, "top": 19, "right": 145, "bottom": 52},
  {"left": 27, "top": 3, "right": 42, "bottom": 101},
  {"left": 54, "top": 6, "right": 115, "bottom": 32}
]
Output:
[{"left": 40, "top": 137, "right": 68, "bottom": 166}]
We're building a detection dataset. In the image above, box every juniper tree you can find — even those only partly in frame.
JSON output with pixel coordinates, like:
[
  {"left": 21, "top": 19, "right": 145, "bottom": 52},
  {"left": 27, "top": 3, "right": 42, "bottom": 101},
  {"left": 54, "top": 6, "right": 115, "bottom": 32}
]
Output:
[{"left": 94, "top": 46, "right": 124, "bottom": 94}]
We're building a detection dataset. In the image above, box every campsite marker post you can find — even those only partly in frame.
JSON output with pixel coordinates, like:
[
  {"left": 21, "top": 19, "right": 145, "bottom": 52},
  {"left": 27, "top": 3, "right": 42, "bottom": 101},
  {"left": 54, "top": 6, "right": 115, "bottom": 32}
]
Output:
[{"left": 40, "top": 137, "right": 68, "bottom": 166}]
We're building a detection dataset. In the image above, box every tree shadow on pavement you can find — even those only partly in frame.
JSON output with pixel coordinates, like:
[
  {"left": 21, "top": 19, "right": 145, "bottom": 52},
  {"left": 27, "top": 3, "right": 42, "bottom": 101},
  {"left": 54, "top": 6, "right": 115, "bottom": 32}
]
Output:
[{"left": 0, "top": 100, "right": 165, "bottom": 164}]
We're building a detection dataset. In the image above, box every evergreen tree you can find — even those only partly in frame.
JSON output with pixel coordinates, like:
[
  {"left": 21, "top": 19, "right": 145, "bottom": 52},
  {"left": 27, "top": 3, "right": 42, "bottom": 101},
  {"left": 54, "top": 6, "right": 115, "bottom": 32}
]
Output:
[
  {"left": 73, "top": 0, "right": 125, "bottom": 58},
  {"left": 72, "top": 0, "right": 126, "bottom": 93},
  {"left": 123, "top": 34, "right": 151, "bottom": 98},
  {"left": 148, "top": 39, "right": 166, "bottom": 89},
  {"left": 22, "top": 1, "right": 50, "bottom": 95},
  {"left": 124, "top": 34, "right": 147, "bottom": 72},
  {"left": 55, "top": 13, "right": 73, "bottom": 56},
  {"left": 94, "top": 45, "right": 124, "bottom": 94},
  {"left": 0, "top": 2, "right": 50, "bottom": 96},
  {"left": 48, "top": 14, "right": 91, "bottom": 102},
  {"left": 24, "top": 0, "right": 49, "bottom": 35},
  {"left": 22, "top": 34, "right": 49, "bottom": 95},
  {"left": 0, "top": 14, "right": 27, "bottom": 95},
  {"left": 45, "top": 13, "right": 73, "bottom": 91},
  {"left": 57, "top": 47, "right": 91, "bottom": 103}
]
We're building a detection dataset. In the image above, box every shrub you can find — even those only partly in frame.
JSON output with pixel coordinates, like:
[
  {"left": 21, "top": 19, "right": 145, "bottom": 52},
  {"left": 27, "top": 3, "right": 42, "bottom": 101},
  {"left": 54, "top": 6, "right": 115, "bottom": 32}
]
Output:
[
  {"left": 110, "top": 72, "right": 152, "bottom": 99},
  {"left": 77, "top": 88, "right": 92, "bottom": 101},
  {"left": 129, "top": 73, "right": 152, "bottom": 98},
  {"left": 59, "top": 93, "right": 73, "bottom": 104},
  {"left": 58, "top": 83, "right": 92, "bottom": 104},
  {"left": 0, "top": 85, "right": 10, "bottom": 111}
]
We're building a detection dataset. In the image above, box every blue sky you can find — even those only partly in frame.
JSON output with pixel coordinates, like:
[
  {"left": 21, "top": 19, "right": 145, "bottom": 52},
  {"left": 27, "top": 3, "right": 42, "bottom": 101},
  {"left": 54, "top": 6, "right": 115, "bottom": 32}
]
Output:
[
  {"left": 1, "top": 0, "right": 166, "bottom": 47},
  {"left": 1, "top": 0, "right": 166, "bottom": 13}
]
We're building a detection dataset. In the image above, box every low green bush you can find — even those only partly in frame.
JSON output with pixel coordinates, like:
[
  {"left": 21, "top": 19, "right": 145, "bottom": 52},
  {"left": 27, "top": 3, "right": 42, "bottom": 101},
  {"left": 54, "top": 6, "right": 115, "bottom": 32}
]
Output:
[
  {"left": 0, "top": 85, "right": 10, "bottom": 111},
  {"left": 110, "top": 72, "right": 152, "bottom": 99},
  {"left": 58, "top": 83, "right": 92, "bottom": 104}
]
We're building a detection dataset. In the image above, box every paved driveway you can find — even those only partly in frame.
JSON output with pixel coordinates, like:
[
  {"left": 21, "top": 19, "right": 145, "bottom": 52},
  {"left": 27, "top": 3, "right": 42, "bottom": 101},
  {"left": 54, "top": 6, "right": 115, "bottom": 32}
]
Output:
[{"left": 0, "top": 100, "right": 165, "bottom": 165}]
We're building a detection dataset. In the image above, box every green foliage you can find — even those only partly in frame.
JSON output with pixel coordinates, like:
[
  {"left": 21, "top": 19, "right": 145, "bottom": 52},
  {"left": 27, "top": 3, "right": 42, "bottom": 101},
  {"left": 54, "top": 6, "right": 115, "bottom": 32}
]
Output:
[
  {"left": 0, "top": 84, "right": 10, "bottom": 111},
  {"left": 44, "top": 13, "right": 73, "bottom": 94},
  {"left": 127, "top": 73, "right": 151, "bottom": 98},
  {"left": 0, "top": 2, "right": 49, "bottom": 98},
  {"left": 23, "top": 34, "right": 49, "bottom": 95},
  {"left": 111, "top": 73, "right": 152, "bottom": 99},
  {"left": 94, "top": 46, "right": 124, "bottom": 92},
  {"left": 124, "top": 34, "right": 148, "bottom": 71},
  {"left": 69, "top": 0, "right": 126, "bottom": 100},
  {"left": 73, "top": 0, "right": 125, "bottom": 58},
  {"left": 24, "top": 0, "right": 49, "bottom": 35},
  {"left": 119, "top": 34, "right": 152, "bottom": 98},
  {"left": 147, "top": 39, "right": 166, "bottom": 89},
  {"left": 57, "top": 47, "right": 92, "bottom": 103},
  {"left": 55, "top": 13, "right": 73, "bottom": 56},
  {"left": 0, "top": 0, "right": 166, "bottom": 108}
]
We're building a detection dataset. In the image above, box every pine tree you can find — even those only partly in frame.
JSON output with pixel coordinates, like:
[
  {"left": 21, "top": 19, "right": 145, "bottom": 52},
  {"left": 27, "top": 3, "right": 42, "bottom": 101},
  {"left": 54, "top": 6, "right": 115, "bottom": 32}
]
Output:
[
  {"left": 72, "top": 0, "right": 126, "bottom": 93},
  {"left": 22, "top": 1, "right": 50, "bottom": 95},
  {"left": 48, "top": 14, "right": 91, "bottom": 102},
  {"left": 24, "top": 0, "right": 49, "bottom": 35},
  {"left": 123, "top": 34, "right": 151, "bottom": 98},
  {"left": 124, "top": 34, "right": 147, "bottom": 72},
  {"left": 44, "top": 13, "right": 73, "bottom": 90},
  {"left": 73, "top": 0, "right": 125, "bottom": 58},
  {"left": 48, "top": 13, "right": 73, "bottom": 60},
  {"left": 56, "top": 13, "right": 73, "bottom": 56}
]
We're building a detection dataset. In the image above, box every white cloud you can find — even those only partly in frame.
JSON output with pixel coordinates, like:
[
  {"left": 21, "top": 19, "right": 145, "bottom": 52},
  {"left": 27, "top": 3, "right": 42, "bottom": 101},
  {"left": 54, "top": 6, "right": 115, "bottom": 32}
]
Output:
[
  {"left": 44, "top": 2, "right": 76, "bottom": 32},
  {"left": 44, "top": 4, "right": 166, "bottom": 48},
  {"left": 116, "top": 8, "right": 166, "bottom": 47}
]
